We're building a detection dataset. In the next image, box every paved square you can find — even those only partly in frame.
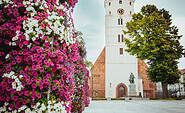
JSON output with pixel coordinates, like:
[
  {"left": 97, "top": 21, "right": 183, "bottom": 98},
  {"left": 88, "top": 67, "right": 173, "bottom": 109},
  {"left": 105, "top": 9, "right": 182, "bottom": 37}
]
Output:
[{"left": 83, "top": 100, "right": 185, "bottom": 113}]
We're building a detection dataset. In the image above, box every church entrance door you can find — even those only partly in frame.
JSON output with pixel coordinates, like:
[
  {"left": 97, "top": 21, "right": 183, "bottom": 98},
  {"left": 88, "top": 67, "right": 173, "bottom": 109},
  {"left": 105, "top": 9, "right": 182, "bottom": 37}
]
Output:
[
  {"left": 116, "top": 83, "right": 128, "bottom": 98},
  {"left": 118, "top": 86, "right": 125, "bottom": 97}
]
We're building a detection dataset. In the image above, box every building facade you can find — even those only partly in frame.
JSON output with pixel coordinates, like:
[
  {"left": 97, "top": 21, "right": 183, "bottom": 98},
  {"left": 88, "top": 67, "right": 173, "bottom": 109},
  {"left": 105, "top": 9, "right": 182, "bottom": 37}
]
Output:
[{"left": 89, "top": 0, "right": 156, "bottom": 98}]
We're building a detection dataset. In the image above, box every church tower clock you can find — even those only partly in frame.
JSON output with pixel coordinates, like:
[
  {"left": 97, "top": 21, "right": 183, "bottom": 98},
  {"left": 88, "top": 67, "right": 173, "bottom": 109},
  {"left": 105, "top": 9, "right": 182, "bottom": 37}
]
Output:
[{"left": 104, "top": 0, "right": 139, "bottom": 98}]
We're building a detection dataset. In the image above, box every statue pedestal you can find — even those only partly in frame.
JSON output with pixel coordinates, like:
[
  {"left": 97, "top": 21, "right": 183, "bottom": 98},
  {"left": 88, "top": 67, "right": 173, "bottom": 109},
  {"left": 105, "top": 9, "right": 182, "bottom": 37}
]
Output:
[{"left": 129, "top": 84, "right": 137, "bottom": 97}]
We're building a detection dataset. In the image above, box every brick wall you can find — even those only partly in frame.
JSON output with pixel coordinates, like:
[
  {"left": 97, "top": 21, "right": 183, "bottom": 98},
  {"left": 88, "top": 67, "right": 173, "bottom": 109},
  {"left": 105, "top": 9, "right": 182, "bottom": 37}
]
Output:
[
  {"left": 138, "top": 59, "right": 156, "bottom": 98},
  {"left": 89, "top": 47, "right": 105, "bottom": 98}
]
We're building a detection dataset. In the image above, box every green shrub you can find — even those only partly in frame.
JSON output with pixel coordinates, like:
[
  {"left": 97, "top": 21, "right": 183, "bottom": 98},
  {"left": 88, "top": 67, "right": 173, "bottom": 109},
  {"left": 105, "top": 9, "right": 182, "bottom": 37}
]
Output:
[
  {"left": 111, "top": 98, "right": 125, "bottom": 100},
  {"left": 92, "top": 98, "right": 107, "bottom": 100},
  {"left": 149, "top": 98, "right": 161, "bottom": 100},
  {"left": 166, "top": 98, "right": 176, "bottom": 100},
  {"left": 174, "top": 98, "right": 182, "bottom": 100},
  {"left": 129, "top": 98, "right": 132, "bottom": 100}
]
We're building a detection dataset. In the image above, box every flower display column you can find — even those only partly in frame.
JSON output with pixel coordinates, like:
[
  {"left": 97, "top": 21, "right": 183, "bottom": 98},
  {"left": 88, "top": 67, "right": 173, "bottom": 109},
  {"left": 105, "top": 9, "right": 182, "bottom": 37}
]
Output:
[{"left": 0, "top": 0, "right": 89, "bottom": 113}]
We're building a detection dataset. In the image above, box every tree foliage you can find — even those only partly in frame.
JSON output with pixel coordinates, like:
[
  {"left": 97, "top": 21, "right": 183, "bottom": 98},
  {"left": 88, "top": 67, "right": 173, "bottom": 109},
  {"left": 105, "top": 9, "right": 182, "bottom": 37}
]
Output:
[{"left": 123, "top": 5, "right": 184, "bottom": 98}]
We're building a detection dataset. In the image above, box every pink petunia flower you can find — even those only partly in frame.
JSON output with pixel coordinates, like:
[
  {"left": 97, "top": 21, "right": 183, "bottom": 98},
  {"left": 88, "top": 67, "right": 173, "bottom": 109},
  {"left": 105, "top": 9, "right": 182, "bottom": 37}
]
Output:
[
  {"left": 16, "top": 26, "right": 21, "bottom": 31},
  {"left": 22, "top": 99, "right": 27, "bottom": 105},
  {"left": 41, "top": 23, "right": 45, "bottom": 28},
  {"left": 24, "top": 91, "right": 30, "bottom": 96},
  {"left": 12, "top": 61, "right": 16, "bottom": 65},
  {"left": 20, "top": 70, "right": 24, "bottom": 75},
  {"left": 37, "top": 93, "right": 41, "bottom": 99},
  {"left": 32, "top": 83, "right": 37, "bottom": 89},
  {"left": 2, "top": 82, "right": 7, "bottom": 87},
  {"left": 8, "top": 79, "right": 13, "bottom": 84},
  {"left": 52, "top": 85, "right": 57, "bottom": 90},
  {"left": 6, "top": 87, "right": 11, "bottom": 92},
  {"left": 7, "top": 30, "right": 11, "bottom": 34},
  {"left": 12, "top": 96, "right": 18, "bottom": 101},
  {"left": 39, "top": 67, "right": 44, "bottom": 72},
  {"left": 18, "top": 90, "right": 23, "bottom": 96}
]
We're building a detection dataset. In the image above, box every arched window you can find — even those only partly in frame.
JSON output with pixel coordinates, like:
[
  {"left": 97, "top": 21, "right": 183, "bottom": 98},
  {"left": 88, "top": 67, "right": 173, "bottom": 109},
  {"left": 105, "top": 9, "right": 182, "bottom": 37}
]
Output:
[
  {"left": 130, "top": 2, "right": 132, "bottom": 6},
  {"left": 130, "top": 11, "right": 132, "bottom": 15},
  {"left": 119, "top": 0, "right": 122, "bottom": 4}
]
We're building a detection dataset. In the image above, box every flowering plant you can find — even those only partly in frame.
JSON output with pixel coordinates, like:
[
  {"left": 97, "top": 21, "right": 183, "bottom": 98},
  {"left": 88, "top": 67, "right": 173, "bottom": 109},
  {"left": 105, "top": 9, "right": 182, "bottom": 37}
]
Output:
[{"left": 0, "top": 0, "right": 90, "bottom": 113}]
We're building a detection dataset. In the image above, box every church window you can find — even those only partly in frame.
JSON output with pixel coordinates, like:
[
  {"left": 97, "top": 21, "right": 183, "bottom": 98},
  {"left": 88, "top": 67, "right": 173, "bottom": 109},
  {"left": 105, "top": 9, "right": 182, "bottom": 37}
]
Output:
[
  {"left": 120, "top": 48, "right": 123, "bottom": 55},
  {"left": 121, "top": 34, "right": 124, "bottom": 42},
  {"left": 119, "top": 0, "right": 122, "bottom": 4},
  {"left": 118, "top": 19, "right": 120, "bottom": 25},
  {"left": 130, "top": 2, "right": 132, "bottom": 6},
  {"left": 130, "top": 11, "right": 132, "bottom": 15},
  {"left": 109, "top": 2, "right": 111, "bottom": 6},
  {"left": 118, "top": 34, "right": 120, "bottom": 42},
  {"left": 121, "top": 19, "right": 123, "bottom": 25}
]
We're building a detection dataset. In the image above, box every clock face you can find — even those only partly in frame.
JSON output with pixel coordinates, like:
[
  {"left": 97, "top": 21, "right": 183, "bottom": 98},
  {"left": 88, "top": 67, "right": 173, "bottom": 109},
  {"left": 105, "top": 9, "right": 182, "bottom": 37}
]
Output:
[{"left": 117, "top": 8, "right": 124, "bottom": 15}]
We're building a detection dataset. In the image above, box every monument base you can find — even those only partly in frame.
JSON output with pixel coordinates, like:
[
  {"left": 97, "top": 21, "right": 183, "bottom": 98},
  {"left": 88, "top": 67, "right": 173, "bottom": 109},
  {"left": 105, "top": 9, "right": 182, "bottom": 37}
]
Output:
[{"left": 129, "top": 84, "right": 137, "bottom": 97}]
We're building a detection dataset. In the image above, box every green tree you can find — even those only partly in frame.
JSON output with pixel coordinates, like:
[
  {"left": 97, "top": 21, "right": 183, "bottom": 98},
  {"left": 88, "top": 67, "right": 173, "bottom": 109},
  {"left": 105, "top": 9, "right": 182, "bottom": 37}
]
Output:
[{"left": 123, "top": 5, "right": 184, "bottom": 98}]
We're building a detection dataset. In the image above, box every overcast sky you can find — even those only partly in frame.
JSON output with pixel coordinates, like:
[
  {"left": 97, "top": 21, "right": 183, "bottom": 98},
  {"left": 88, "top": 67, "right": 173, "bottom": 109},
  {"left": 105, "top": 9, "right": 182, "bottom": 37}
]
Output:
[{"left": 73, "top": 0, "right": 185, "bottom": 70}]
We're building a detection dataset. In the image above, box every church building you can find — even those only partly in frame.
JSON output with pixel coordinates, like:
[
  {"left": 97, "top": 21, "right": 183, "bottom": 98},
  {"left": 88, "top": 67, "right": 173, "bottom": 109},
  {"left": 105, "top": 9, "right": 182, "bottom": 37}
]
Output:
[{"left": 89, "top": 0, "right": 156, "bottom": 98}]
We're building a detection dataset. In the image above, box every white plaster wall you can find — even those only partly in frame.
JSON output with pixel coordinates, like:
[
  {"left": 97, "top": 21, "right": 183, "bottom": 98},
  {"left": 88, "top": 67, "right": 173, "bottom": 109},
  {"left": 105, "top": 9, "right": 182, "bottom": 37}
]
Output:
[
  {"left": 138, "top": 78, "right": 143, "bottom": 97},
  {"left": 105, "top": 0, "right": 138, "bottom": 98}
]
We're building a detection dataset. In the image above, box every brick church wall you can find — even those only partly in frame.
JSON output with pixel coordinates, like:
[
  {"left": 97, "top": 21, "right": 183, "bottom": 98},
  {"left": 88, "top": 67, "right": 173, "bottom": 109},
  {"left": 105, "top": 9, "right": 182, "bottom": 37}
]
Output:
[
  {"left": 89, "top": 47, "right": 105, "bottom": 98},
  {"left": 89, "top": 47, "right": 156, "bottom": 98},
  {"left": 138, "top": 59, "right": 156, "bottom": 98}
]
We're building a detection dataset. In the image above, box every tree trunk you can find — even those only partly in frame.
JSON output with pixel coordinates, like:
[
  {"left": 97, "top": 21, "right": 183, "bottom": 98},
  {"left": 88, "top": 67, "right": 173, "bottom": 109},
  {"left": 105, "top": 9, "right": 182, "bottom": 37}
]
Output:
[{"left": 162, "top": 82, "right": 168, "bottom": 99}]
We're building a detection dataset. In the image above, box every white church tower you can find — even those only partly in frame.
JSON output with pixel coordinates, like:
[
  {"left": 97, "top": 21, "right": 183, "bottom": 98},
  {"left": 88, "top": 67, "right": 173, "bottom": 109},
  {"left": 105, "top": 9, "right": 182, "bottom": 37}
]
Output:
[{"left": 104, "top": 0, "right": 139, "bottom": 98}]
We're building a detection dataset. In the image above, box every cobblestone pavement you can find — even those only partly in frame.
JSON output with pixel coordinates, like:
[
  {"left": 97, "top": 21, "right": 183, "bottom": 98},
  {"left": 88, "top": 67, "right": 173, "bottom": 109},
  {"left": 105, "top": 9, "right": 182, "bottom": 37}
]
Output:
[{"left": 83, "top": 99, "right": 185, "bottom": 113}]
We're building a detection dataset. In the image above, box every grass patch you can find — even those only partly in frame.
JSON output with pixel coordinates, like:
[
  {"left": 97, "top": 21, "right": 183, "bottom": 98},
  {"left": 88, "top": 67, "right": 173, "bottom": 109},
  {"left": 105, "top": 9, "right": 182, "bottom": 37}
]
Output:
[
  {"left": 111, "top": 98, "right": 125, "bottom": 100},
  {"left": 92, "top": 98, "right": 107, "bottom": 100}
]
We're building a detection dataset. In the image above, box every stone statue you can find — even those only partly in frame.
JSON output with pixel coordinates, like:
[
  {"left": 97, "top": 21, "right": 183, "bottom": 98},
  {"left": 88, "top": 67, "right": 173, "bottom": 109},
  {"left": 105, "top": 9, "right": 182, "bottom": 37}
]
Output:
[{"left": 129, "top": 73, "right": 135, "bottom": 84}]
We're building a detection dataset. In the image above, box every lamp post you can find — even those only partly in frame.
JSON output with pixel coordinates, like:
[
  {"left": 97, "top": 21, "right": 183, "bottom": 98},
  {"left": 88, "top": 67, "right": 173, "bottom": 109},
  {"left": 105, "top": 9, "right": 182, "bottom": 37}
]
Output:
[{"left": 91, "top": 72, "right": 94, "bottom": 99}]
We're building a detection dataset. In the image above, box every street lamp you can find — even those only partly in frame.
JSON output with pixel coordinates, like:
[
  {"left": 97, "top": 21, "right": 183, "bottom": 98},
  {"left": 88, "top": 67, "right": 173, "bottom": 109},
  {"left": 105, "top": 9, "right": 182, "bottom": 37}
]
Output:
[{"left": 91, "top": 72, "right": 94, "bottom": 99}]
